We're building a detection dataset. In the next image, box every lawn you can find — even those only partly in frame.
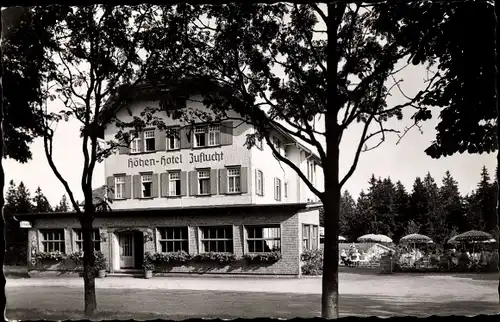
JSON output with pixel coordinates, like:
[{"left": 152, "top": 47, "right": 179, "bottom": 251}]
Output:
[{"left": 6, "top": 285, "right": 499, "bottom": 320}]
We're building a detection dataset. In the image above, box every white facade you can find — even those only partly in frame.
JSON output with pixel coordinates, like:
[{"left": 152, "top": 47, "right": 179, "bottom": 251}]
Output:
[{"left": 104, "top": 95, "right": 323, "bottom": 210}]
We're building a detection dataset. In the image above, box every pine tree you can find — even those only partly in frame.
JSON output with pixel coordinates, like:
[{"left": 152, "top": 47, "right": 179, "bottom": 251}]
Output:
[
  {"left": 436, "top": 171, "right": 463, "bottom": 244},
  {"left": 339, "top": 190, "right": 356, "bottom": 238},
  {"left": 15, "top": 181, "right": 33, "bottom": 214},
  {"left": 32, "top": 187, "right": 53, "bottom": 213},
  {"left": 352, "top": 190, "right": 372, "bottom": 238},
  {"left": 471, "top": 166, "right": 497, "bottom": 233},
  {"left": 423, "top": 172, "right": 441, "bottom": 240},
  {"left": 4, "top": 180, "right": 17, "bottom": 216},
  {"left": 393, "top": 181, "right": 410, "bottom": 241},
  {"left": 54, "top": 195, "right": 70, "bottom": 212},
  {"left": 410, "top": 177, "right": 431, "bottom": 235}
]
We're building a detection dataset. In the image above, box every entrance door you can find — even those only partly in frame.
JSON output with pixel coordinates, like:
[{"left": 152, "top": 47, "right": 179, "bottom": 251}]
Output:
[{"left": 119, "top": 232, "right": 135, "bottom": 268}]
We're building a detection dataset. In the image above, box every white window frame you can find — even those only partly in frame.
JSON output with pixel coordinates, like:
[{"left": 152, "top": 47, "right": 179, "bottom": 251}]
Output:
[
  {"left": 275, "top": 178, "right": 282, "bottom": 201},
  {"left": 198, "top": 170, "right": 210, "bottom": 195},
  {"left": 74, "top": 229, "right": 101, "bottom": 252},
  {"left": 169, "top": 172, "right": 181, "bottom": 196},
  {"left": 227, "top": 167, "right": 241, "bottom": 193},
  {"left": 302, "top": 224, "right": 319, "bottom": 250},
  {"left": 200, "top": 226, "right": 233, "bottom": 253},
  {"left": 158, "top": 227, "right": 189, "bottom": 253},
  {"left": 141, "top": 174, "right": 153, "bottom": 198},
  {"left": 144, "top": 130, "right": 155, "bottom": 152},
  {"left": 272, "top": 137, "right": 281, "bottom": 154},
  {"left": 40, "top": 229, "right": 65, "bottom": 253},
  {"left": 167, "top": 128, "right": 180, "bottom": 151},
  {"left": 256, "top": 170, "right": 263, "bottom": 196},
  {"left": 114, "top": 176, "right": 125, "bottom": 199},
  {"left": 194, "top": 127, "right": 207, "bottom": 148},
  {"left": 208, "top": 125, "right": 221, "bottom": 146},
  {"left": 130, "top": 137, "right": 141, "bottom": 154},
  {"left": 246, "top": 225, "right": 281, "bottom": 253}
]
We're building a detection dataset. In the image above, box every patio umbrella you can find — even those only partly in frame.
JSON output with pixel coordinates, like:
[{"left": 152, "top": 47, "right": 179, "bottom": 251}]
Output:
[
  {"left": 338, "top": 236, "right": 347, "bottom": 242},
  {"left": 357, "top": 234, "right": 393, "bottom": 243},
  {"left": 399, "top": 234, "right": 434, "bottom": 265},
  {"left": 453, "top": 230, "right": 494, "bottom": 255}
]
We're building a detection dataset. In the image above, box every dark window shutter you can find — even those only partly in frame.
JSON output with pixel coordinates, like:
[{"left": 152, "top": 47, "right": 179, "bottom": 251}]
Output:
[
  {"left": 240, "top": 167, "right": 248, "bottom": 193},
  {"left": 180, "top": 127, "right": 192, "bottom": 149},
  {"left": 274, "top": 178, "right": 277, "bottom": 200},
  {"left": 133, "top": 175, "right": 141, "bottom": 199},
  {"left": 155, "top": 129, "right": 166, "bottom": 151},
  {"left": 160, "top": 173, "right": 169, "bottom": 197},
  {"left": 138, "top": 132, "right": 144, "bottom": 152},
  {"left": 118, "top": 146, "right": 129, "bottom": 155},
  {"left": 210, "top": 169, "right": 218, "bottom": 195},
  {"left": 124, "top": 175, "right": 132, "bottom": 199},
  {"left": 220, "top": 121, "right": 233, "bottom": 146},
  {"left": 152, "top": 174, "right": 159, "bottom": 198},
  {"left": 189, "top": 171, "right": 197, "bottom": 196},
  {"left": 106, "top": 176, "right": 115, "bottom": 200},
  {"left": 180, "top": 171, "right": 188, "bottom": 196},
  {"left": 219, "top": 168, "right": 228, "bottom": 194}
]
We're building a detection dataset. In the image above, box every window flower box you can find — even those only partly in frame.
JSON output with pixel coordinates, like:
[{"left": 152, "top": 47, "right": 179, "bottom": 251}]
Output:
[
  {"left": 193, "top": 252, "right": 236, "bottom": 265},
  {"left": 243, "top": 251, "right": 282, "bottom": 263}
]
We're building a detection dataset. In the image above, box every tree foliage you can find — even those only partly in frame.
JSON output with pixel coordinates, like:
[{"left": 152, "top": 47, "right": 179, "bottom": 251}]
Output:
[{"left": 375, "top": 0, "right": 496, "bottom": 157}]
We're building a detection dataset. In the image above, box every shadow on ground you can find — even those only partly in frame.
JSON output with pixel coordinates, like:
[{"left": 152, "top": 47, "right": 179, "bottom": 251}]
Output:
[{"left": 6, "top": 287, "right": 499, "bottom": 320}]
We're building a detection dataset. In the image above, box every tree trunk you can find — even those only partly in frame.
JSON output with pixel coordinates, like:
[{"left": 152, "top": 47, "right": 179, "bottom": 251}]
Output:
[
  {"left": 495, "top": 0, "right": 500, "bottom": 307},
  {"left": 0, "top": 80, "right": 6, "bottom": 321},
  {"left": 81, "top": 202, "right": 97, "bottom": 316},
  {"left": 321, "top": 186, "right": 341, "bottom": 319},
  {"left": 322, "top": 2, "right": 344, "bottom": 319}
]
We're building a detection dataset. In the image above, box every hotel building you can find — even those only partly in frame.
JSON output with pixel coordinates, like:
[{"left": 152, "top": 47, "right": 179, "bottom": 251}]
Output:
[{"left": 16, "top": 82, "right": 324, "bottom": 276}]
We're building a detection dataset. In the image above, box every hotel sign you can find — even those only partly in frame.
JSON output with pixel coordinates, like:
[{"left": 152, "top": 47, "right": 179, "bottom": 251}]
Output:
[
  {"left": 19, "top": 221, "right": 32, "bottom": 228},
  {"left": 128, "top": 151, "right": 224, "bottom": 168}
]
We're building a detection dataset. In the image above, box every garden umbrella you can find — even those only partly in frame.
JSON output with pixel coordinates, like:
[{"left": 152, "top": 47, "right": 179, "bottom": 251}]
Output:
[
  {"left": 453, "top": 230, "right": 494, "bottom": 255},
  {"left": 399, "top": 234, "right": 434, "bottom": 264},
  {"left": 357, "top": 234, "right": 393, "bottom": 243},
  {"left": 338, "top": 236, "right": 347, "bottom": 242}
]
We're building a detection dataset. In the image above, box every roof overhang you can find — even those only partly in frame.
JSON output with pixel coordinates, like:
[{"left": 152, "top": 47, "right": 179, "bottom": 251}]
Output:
[{"left": 12, "top": 203, "right": 310, "bottom": 219}]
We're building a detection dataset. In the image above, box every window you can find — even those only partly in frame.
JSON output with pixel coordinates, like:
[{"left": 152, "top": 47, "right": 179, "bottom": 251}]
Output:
[
  {"left": 198, "top": 170, "right": 210, "bottom": 195},
  {"left": 284, "top": 182, "right": 288, "bottom": 198},
  {"left": 158, "top": 227, "right": 188, "bottom": 252},
  {"left": 272, "top": 137, "right": 281, "bottom": 154},
  {"left": 307, "top": 160, "right": 316, "bottom": 185},
  {"left": 246, "top": 226, "right": 281, "bottom": 253},
  {"left": 169, "top": 172, "right": 181, "bottom": 196},
  {"left": 194, "top": 127, "right": 207, "bottom": 148},
  {"left": 130, "top": 136, "right": 141, "bottom": 154},
  {"left": 115, "top": 176, "right": 125, "bottom": 199},
  {"left": 40, "top": 229, "right": 65, "bottom": 253},
  {"left": 274, "top": 178, "right": 282, "bottom": 201},
  {"left": 302, "top": 225, "right": 310, "bottom": 250},
  {"left": 142, "top": 174, "right": 153, "bottom": 198},
  {"left": 227, "top": 167, "right": 241, "bottom": 193},
  {"left": 144, "top": 130, "right": 155, "bottom": 152},
  {"left": 167, "top": 128, "right": 180, "bottom": 151},
  {"left": 312, "top": 225, "right": 319, "bottom": 250},
  {"left": 303, "top": 224, "right": 319, "bottom": 250},
  {"left": 200, "top": 226, "right": 233, "bottom": 253},
  {"left": 74, "top": 229, "right": 101, "bottom": 252},
  {"left": 208, "top": 125, "right": 220, "bottom": 146},
  {"left": 256, "top": 170, "right": 263, "bottom": 196},
  {"left": 256, "top": 138, "right": 263, "bottom": 150}
]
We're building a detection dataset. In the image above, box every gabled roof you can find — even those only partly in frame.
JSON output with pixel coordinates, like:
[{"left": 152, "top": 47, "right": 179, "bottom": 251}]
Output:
[{"left": 100, "top": 77, "right": 321, "bottom": 163}]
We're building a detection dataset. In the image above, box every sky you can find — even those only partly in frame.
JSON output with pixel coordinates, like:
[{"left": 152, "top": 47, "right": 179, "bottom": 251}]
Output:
[{"left": 3, "top": 4, "right": 496, "bottom": 206}]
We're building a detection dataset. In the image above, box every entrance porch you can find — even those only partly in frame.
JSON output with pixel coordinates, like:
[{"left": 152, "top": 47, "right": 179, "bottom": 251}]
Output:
[{"left": 108, "top": 228, "right": 147, "bottom": 273}]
